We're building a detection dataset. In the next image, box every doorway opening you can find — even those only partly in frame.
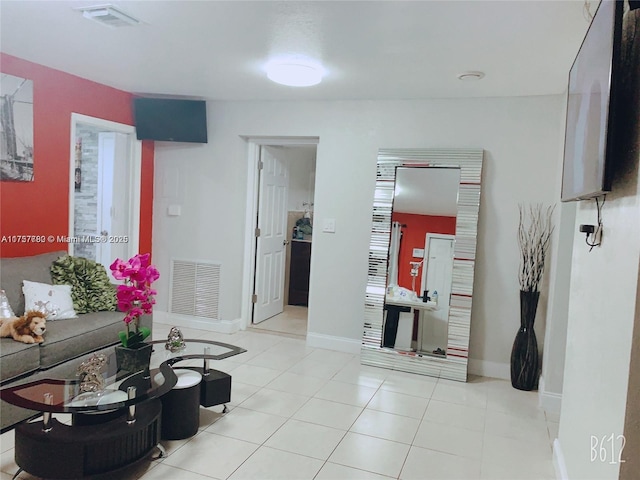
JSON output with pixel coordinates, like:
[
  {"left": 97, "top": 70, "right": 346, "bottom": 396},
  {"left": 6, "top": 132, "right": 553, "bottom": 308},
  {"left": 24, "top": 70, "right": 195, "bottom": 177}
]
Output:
[
  {"left": 68, "top": 114, "right": 142, "bottom": 277},
  {"left": 241, "top": 137, "right": 319, "bottom": 337}
]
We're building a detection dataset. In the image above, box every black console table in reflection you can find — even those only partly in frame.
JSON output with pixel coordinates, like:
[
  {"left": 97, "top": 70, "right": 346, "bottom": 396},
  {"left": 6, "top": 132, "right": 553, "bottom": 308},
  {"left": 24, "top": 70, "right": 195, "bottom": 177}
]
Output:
[{"left": 382, "top": 304, "right": 412, "bottom": 348}]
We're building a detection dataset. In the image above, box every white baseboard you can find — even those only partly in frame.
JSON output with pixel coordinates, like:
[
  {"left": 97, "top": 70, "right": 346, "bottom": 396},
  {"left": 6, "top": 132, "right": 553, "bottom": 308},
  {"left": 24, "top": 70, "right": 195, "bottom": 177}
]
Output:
[
  {"left": 468, "top": 358, "right": 510, "bottom": 380},
  {"left": 154, "top": 311, "right": 242, "bottom": 334},
  {"left": 553, "top": 438, "right": 569, "bottom": 480},
  {"left": 538, "top": 375, "right": 563, "bottom": 416},
  {"left": 306, "top": 332, "right": 362, "bottom": 354}
]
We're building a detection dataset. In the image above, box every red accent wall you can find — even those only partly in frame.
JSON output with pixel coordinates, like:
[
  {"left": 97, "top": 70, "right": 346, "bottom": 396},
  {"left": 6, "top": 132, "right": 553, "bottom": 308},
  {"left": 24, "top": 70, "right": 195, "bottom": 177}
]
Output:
[
  {"left": 0, "top": 53, "right": 154, "bottom": 258},
  {"left": 392, "top": 212, "right": 456, "bottom": 290}
]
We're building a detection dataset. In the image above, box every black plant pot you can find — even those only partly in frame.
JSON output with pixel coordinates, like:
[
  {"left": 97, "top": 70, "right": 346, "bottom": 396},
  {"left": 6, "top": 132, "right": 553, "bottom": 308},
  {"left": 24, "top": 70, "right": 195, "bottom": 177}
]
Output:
[
  {"left": 115, "top": 342, "right": 152, "bottom": 378},
  {"left": 510, "top": 290, "right": 540, "bottom": 391}
]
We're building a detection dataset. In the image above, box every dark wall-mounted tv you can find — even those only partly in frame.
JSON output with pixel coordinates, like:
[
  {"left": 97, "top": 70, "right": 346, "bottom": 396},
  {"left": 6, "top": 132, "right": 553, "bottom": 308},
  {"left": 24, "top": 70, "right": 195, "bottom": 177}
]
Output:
[
  {"left": 561, "top": 0, "right": 624, "bottom": 202},
  {"left": 133, "top": 97, "right": 208, "bottom": 143}
]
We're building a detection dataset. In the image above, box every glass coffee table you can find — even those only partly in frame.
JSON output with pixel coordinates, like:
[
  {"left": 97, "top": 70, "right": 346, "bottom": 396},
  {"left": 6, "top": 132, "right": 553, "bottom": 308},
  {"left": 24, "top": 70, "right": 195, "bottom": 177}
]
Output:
[{"left": 0, "top": 339, "right": 246, "bottom": 479}]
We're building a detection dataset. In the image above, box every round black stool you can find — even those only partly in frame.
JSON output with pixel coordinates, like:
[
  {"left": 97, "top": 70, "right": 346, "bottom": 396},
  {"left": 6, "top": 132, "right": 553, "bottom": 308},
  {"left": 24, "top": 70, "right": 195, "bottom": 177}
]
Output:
[{"left": 160, "top": 368, "right": 202, "bottom": 440}]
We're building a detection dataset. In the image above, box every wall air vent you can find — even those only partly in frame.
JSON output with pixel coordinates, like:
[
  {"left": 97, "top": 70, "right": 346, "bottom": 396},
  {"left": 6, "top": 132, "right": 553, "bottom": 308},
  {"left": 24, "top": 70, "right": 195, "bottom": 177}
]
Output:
[
  {"left": 76, "top": 5, "right": 141, "bottom": 28},
  {"left": 169, "top": 260, "right": 221, "bottom": 320}
]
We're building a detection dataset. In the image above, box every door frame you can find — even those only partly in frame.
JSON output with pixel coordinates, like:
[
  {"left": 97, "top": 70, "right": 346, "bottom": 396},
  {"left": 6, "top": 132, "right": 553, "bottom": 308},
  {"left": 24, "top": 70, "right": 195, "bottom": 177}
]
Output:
[
  {"left": 68, "top": 113, "right": 142, "bottom": 259},
  {"left": 240, "top": 135, "right": 319, "bottom": 331}
]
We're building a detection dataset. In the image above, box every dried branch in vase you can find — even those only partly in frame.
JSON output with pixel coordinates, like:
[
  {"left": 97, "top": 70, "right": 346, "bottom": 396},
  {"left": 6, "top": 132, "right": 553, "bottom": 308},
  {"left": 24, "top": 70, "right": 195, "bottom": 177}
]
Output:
[{"left": 518, "top": 204, "right": 554, "bottom": 292}]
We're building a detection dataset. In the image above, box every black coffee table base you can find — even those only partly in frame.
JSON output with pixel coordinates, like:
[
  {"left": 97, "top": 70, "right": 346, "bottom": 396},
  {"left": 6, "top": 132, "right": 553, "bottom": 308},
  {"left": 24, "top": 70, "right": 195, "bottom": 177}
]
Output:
[{"left": 14, "top": 399, "right": 162, "bottom": 479}]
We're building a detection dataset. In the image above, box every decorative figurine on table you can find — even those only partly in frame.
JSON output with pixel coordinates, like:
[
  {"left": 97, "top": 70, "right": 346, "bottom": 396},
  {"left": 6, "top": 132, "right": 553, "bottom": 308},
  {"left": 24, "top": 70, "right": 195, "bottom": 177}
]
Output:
[
  {"left": 76, "top": 353, "right": 107, "bottom": 393},
  {"left": 165, "top": 326, "right": 186, "bottom": 352}
]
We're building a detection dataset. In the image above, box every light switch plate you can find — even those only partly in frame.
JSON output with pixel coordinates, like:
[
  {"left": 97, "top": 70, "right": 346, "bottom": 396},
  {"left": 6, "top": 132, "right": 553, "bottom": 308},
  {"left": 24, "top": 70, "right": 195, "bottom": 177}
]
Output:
[
  {"left": 322, "top": 218, "right": 336, "bottom": 233},
  {"left": 167, "top": 205, "right": 182, "bottom": 216}
]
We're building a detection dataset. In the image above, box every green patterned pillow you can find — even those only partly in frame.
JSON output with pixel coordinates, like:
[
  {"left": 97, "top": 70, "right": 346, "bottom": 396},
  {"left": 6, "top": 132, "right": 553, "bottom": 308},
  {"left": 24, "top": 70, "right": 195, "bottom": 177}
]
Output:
[
  {"left": 50, "top": 255, "right": 86, "bottom": 312},
  {"left": 50, "top": 256, "right": 117, "bottom": 314}
]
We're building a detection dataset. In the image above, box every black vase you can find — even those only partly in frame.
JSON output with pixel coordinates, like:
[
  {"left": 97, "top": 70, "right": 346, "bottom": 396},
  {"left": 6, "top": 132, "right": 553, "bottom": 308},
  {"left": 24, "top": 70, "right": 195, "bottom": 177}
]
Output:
[
  {"left": 115, "top": 342, "right": 152, "bottom": 378},
  {"left": 510, "top": 290, "right": 540, "bottom": 391}
]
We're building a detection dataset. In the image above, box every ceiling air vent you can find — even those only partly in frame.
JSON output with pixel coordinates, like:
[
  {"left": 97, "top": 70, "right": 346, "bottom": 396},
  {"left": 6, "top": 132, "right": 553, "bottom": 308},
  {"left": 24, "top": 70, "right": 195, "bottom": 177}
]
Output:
[{"left": 76, "top": 5, "right": 141, "bottom": 28}]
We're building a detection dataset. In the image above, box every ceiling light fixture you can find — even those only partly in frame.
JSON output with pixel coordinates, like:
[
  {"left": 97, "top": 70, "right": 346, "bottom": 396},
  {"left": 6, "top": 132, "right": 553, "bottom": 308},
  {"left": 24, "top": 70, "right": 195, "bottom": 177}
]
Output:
[
  {"left": 457, "top": 71, "right": 485, "bottom": 82},
  {"left": 76, "top": 4, "right": 141, "bottom": 28},
  {"left": 266, "top": 59, "right": 324, "bottom": 87}
]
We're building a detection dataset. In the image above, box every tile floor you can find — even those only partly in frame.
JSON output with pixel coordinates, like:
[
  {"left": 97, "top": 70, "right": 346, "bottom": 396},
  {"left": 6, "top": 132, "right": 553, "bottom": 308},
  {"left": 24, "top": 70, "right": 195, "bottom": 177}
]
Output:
[
  {"left": 249, "top": 306, "right": 308, "bottom": 338},
  {"left": 0, "top": 322, "right": 558, "bottom": 480}
]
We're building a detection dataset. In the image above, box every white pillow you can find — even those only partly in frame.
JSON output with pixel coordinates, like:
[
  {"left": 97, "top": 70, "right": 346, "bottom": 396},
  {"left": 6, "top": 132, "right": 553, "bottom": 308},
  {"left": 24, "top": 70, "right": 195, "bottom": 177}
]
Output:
[{"left": 22, "top": 280, "right": 78, "bottom": 320}]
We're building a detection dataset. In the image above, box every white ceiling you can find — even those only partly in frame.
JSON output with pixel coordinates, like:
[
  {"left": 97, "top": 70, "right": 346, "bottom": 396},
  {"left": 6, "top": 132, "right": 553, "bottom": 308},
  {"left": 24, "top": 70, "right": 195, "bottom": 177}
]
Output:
[{"left": 0, "top": 1, "right": 592, "bottom": 101}]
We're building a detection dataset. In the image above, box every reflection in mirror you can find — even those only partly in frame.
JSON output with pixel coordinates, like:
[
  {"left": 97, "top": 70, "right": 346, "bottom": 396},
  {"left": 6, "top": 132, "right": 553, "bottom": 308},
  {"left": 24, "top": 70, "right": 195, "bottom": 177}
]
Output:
[
  {"left": 382, "top": 167, "right": 460, "bottom": 358},
  {"left": 363, "top": 148, "right": 483, "bottom": 382}
]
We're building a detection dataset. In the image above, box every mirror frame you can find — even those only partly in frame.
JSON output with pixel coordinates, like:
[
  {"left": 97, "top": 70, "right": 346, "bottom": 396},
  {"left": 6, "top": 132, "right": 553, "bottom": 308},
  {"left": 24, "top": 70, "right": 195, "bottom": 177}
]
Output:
[{"left": 362, "top": 148, "right": 484, "bottom": 382}]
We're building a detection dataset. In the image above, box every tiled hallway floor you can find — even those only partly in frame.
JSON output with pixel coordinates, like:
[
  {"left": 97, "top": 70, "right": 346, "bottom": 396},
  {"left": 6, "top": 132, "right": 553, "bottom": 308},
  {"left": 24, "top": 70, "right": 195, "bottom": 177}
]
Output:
[
  {"left": 249, "top": 305, "right": 308, "bottom": 337},
  {"left": 0, "top": 323, "right": 557, "bottom": 480}
]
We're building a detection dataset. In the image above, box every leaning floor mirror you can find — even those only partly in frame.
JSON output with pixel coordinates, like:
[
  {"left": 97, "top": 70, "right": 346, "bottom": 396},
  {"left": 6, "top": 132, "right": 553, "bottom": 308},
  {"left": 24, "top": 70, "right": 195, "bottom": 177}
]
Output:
[{"left": 362, "top": 148, "right": 484, "bottom": 382}]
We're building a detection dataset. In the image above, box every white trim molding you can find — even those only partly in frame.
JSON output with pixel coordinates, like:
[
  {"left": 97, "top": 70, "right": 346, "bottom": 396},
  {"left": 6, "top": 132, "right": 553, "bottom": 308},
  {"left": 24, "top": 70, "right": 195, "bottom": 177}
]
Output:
[
  {"left": 553, "top": 438, "right": 569, "bottom": 480},
  {"left": 538, "top": 375, "right": 563, "bottom": 416},
  {"left": 468, "top": 358, "right": 510, "bottom": 380},
  {"left": 307, "top": 332, "right": 362, "bottom": 354},
  {"left": 154, "top": 311, "right": 242, "bottom": 334}
]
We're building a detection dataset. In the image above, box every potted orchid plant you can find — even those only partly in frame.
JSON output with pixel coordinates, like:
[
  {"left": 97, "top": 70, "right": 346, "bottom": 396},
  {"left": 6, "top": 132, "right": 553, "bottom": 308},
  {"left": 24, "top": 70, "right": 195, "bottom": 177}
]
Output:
[{"left": 110, "top": 253, "right": 159, "bottom": 347}]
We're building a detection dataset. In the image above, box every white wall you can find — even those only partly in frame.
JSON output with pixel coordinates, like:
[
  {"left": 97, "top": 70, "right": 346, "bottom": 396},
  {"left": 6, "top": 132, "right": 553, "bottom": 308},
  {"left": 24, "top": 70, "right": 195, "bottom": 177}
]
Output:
[
  {"left": 557, "top": 171, "right": 640, "bottom": 479},
  {"left": 620, "top": 296, "right": 640, "bottom": 479},
  {"left": 540, "top": 200, "right": 575, "bottom": 413},
  {"left": 152, "top": 95, "right": 566, "bottom": 376},
  {"left": 540, "top": 88, "right": 575, "bottom": 413},
  {"left": 556, "top": 7, "right": 640, "bottom": 478}
]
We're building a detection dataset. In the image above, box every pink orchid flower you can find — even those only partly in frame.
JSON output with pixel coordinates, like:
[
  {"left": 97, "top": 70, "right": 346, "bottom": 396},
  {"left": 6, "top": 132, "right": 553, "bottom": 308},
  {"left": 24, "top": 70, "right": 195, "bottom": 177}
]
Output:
[
  {"left": 136, "top": 253, "right": 151, "bottom": 268},
  {"left": 145, "top": 266, "right": 160, "bottom": 283},
  {"left": 109, "top": 258, "right": 130, "bottom": 280},
  {"left": 111, "top": 253, "right": 159, "bottom": 347}
]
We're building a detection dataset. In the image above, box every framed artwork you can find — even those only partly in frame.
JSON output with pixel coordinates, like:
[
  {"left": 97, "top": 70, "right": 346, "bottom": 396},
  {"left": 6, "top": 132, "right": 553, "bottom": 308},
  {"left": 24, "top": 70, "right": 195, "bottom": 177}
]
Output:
[
  {"left": 1, "top": 73, "right": 34, "bottom": 182},
  {"left": 75, "top": 138, "right": 82, "bottom": 191}
]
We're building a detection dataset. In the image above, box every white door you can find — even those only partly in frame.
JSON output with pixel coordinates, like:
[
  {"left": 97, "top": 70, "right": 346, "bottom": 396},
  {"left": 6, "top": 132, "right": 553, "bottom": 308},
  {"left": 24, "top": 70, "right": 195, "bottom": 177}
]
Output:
[
  {"left": 97, "top": 132, "right": 130, "bottom": 280},
  {"left": 253, "top": 147, "right": 289, "bottom": 323},
  {"left": 420, "top": 234, "right": 455, "bottom": 352}
]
